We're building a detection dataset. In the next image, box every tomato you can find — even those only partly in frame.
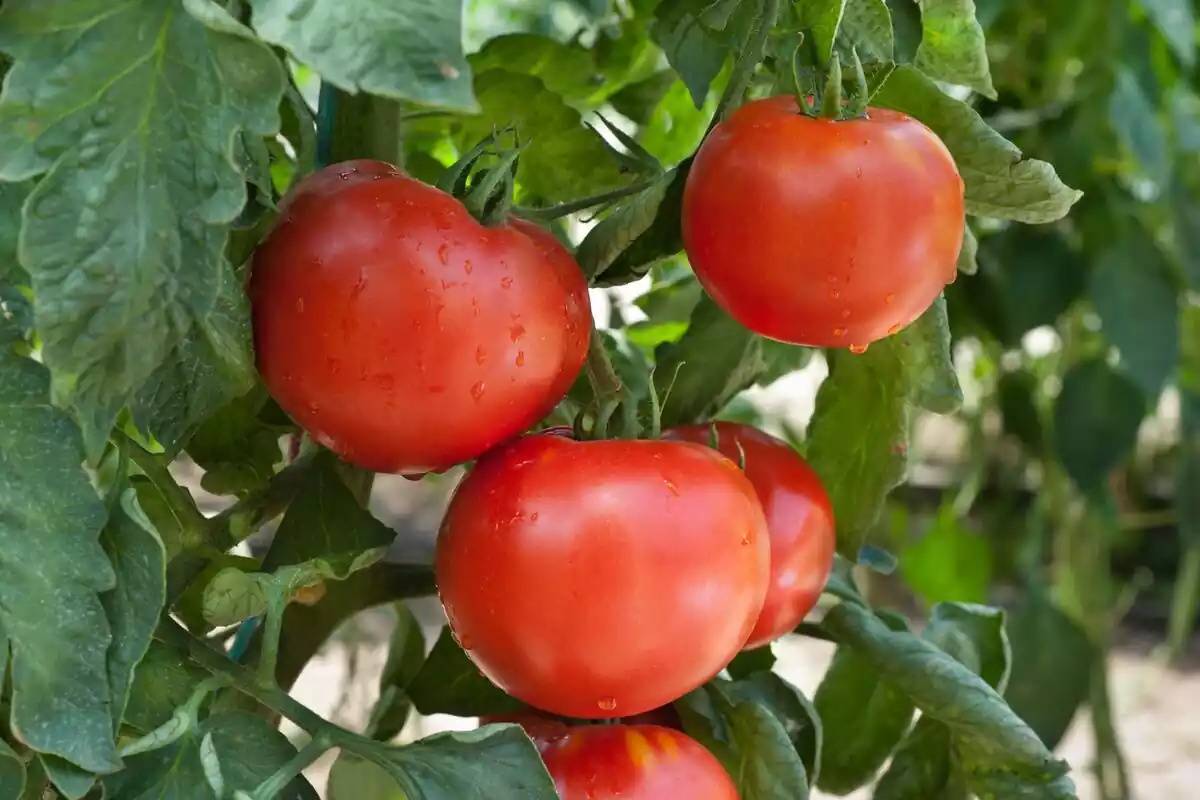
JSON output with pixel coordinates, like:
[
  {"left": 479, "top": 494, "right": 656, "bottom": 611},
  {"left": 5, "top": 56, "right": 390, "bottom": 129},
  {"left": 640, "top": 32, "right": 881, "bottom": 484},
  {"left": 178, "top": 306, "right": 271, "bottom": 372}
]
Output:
[
  {"left": 250, "top": 160, "right": 590, "bottom": 474},
  {"left": 539, "top": 725, "right": 738, "bottom": 799},
  {"left": 664, "top": 422, "right": 835, "bottom": 648},
  {"left": 682, "top": 96, "right": 964, "bottom": 349},
  {"left": 436, "top": 433, "right": 770, "bottom": 719}
]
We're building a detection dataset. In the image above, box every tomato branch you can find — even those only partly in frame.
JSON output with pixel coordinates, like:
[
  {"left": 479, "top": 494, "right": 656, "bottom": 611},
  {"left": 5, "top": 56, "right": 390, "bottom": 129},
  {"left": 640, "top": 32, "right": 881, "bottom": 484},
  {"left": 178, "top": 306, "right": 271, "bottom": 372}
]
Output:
[
  {"left": 513, "top": 178, "right": 661, "bottom": 223},
  {"left": 241, "top": 733, "right": 332, "bottom": 800},
  {"left": 710, "top": 0, "right": 781, "bottom": 127},
  {"left": 120, "top": 432, "right": 209, "bottom": 550}
]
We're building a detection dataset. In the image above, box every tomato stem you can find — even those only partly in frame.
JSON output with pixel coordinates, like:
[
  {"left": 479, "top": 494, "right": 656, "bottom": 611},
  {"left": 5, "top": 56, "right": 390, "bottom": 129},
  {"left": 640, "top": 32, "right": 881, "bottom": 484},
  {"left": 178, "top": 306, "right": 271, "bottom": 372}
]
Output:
[
  {"left": 513, "top": 178, "right": 660, "bottom": 223},
  {"left": 820, "top": 52, "right": 843, "bottom": 119},
  {"left": 709, "top": 0, "right": 781, "bottom": 129}
]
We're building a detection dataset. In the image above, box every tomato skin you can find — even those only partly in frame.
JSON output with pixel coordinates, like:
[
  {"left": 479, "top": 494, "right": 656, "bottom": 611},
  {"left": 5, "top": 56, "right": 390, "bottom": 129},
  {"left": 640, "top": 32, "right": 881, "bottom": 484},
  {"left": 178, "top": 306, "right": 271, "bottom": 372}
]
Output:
[
  {"left": 540, "top": 725, "right": 738, "bottom": 800},
  {"left": 436, "top": 434, "right": 770, "bottom": 719},
  {"left": 664, "top": 422, "right": 835, "bottom": 648},
  {"left": 682, "top": 96, "right": 964, "bottom": 349},
  {"left": 250, "top": 161, "right": 591, "bottom": 474}
]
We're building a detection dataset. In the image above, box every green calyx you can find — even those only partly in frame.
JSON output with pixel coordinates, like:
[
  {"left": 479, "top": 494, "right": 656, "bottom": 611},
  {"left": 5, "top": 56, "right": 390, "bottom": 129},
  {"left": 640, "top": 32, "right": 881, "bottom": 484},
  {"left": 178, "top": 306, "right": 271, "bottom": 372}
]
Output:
[
  {"left": 436, "top": 128, "right": 527, "bottom": 226},
  {"left": 792, "top": 39, "right": 870, "bottom": 122}
]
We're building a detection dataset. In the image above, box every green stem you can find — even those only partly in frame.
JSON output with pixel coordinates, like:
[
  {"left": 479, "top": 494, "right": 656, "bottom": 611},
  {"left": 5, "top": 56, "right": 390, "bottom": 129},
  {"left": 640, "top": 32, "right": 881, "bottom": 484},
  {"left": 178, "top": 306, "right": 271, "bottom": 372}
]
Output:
[
  {"left": 1165, "top": 542, "right": 1200, "bottom": 663},
  {"left": 120, "top": 433, "right": 208, "bottom": 550},
  {"left": 1088, "top": 651, "right": 1131, "bottom": 800},
  {"left": 793, "top": 621, "right": 836, "bottom": 643},
  {"left": 257, "top": 581, "right": 291, "bottom": 688},
  {"left": 206, "top": 452, "right": 317, "bottom": 551},
  {"left": 710, "top": 0, "right": 781, "bottom": 127},
  {"left": 322, "top": 87, "right": 403, "bottom": 166},
  {"left": 513, "top": 178, "right": 659, "bottom": 223},
  {"left": 585, "top": 329, "right": 623, "bottom": 399},
  {"left": 249, "top": 734, "right": 331, "bottom": 800}
]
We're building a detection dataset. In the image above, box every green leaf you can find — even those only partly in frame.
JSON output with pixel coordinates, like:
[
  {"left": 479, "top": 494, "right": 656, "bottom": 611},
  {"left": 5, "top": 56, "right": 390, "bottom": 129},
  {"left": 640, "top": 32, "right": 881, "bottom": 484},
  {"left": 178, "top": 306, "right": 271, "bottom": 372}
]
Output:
[
  {"left": 1171, "top": 176, "right": 1200, "bottom": 291},
  {"left": 123, "top": 640, "right": 210, "bottom": 735},
  {"left": 104, "top": 711, "right": 315, "bottom": 799},
  {"left": 653, "top": 293, "right": 768, "bottom": 427},
  {"left": 872, "top": 719, "right": 968, "bottom": 800},
  {"left": 640, "top": 78, "right": 720, "bottom": 166},
  {"left": 0, "top": 286, "right": 117, "bottom": 773},
  {"left": 726, "top": 646, "right": 778, "bottom": 680},
  {"left": 822, "top": 603, "right": 1076, "bottom": 796},
  {"left": 800, "top": 0, "right": 849, "bottom": 65},
  {"left": 249, "top": 0, "right": 476, "bottom": 111},
  {"left": 0, "top": 740, "right": 23, "bottom": 800},
  {"left": 998, "top": 369, "right": 1045, "bottom": 454},
  {"left": 957, "top": 225, "right": 978, "bottom": 276},
  {"left": 405, "top": 627, "right": 524, "bottom": 717},
  {"left": 39, "top": 757, "right": 93, "bottom": 800},
  {"left": 924, "top": 603, "right": 1011, "bottom": 692},
  {"left": 1052, "top": 358, "right": 1147, "bottom": 494},
  {"left": 720, "top": 672, "right": 823, "bottom": 781},
  {"left": 814, "top": 613, "right": 915, "bottom": 793},
  {"left": 654, "top": 0, "right": 737, "bottom": 106},
  {"left": 900, "top": 503, "right": 993, "bottom": 606},
  {"left": 0, "top": 0, "right": 284, "bottom": 447},
  {"left": 259, "top": 452, "right": 396, "bottom": 579},
  {"left": 328, "top": 753, "right": 404, "bottom": 800},
  {"left": 577, "top": 169, "right": 681, "bottom": 282},
  {"left": 457, "top": 69, "right": 628, "bottom": 202},
  {"left": 990, "top": 226, "right": 1088, "bottom": 342},
  {"left": 807, "top": 300, "right": 959, "bottom": 555},
  {"left": 0, "top": 181, "right": 31, "bottom": 283},
  {"left": 837, "top": 0, "right": 894, "bottom": 64},
  {"left": 369, "top": 605, "right": 427, "bottom": 741},
  {"left": 185, "top": 386, "right": 288, "bottom": 497},
  {"left": 1135, "top": 0, "right": 1196, "bottom": 68},
  {"left": 353, "top": 726, "right": 557, "bottom": 800},
  {"left": 1088, "top": 233, "right": 1181, "bottom": 397},
  {"left": 101, "top": 489, "right": 167, "bottom": 735},
  {"left": 872, "top": 65, "right": 1081, "bottom": 223},
  {"left": 1003, "top": 590, "right": 1093, "bottom": 750},
  {"left": 914, "top": 0, "right": 996, "bottom": 99},
  {"left": 1109, "top": 67, "right": 1170, "bottom": 187}
]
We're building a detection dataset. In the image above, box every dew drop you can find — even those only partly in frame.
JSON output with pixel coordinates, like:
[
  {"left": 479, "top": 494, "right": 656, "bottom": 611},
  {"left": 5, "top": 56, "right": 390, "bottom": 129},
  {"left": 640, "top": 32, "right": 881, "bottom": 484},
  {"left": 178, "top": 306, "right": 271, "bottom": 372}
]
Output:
[
  {"left": 464, "top": 259, "right": 473, "bottom": 275},
  {"left": 849, "top": 343, "right": 869, "bottom": 354},
  {"left": 437, "top": 243, "right": 449, "bottom": 264},
  {"left": 475, "top": 345, "right": 487, "bottom": 365},
  {"left": 833, "top": 327, "right": 847, "bottom": 338},
  {"left": 826, "top": 273, "right": 838, "bottom": 283},
  {"left": 841, "top": 308, "right": 851, "bottom": 319},
  {"left": 887, "top": 323, "right": 901, "bottom": 335},
  {"left": 510, "top": 323, "right": 527, "bottom": 342},
  {"left": 884, "top": 293, "right": 895, "bottom": 305},
  {"left": 459, "top": 635, "right": 474, "bottom": 650},
  {"left": 663, "top": 478, "right": 680, "bottom": 496},
  {"left": 471, "top": 381, "right": 486, "bottom": 401},
  {"left": 530, "top": 512, "right": 540, "bottom": 521},
  {"left": 327, "top": 358, "right": 341, "bottom": 375},
  {"left": 500, "top": 276, "right": 514, "bottom": 290},
  {"left": 337, "top": 170, "right": 354, "bottom": 180},
  {"left": 515, "top": 351, "right": 525, "bottom": 367},
  {"left": 597, "top": 697, "right": 618, "bottom": 712},
  {"left": 374, "top": 374, "right": 395, "bottom": 390},
  {"left": 829, "top": 289, "right": 840, "bottom": 299},
  {"left": 741, "top": 532, "right": 751, "bottom": 546},
  {"left": 295, "top": 298, "right": 305, "bottom": 313}
]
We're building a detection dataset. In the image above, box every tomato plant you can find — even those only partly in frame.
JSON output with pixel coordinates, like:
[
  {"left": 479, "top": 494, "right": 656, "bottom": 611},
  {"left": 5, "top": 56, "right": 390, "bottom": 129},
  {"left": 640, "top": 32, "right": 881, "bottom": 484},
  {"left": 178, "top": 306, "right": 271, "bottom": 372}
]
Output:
[
  {"left": 251, "top": 160, "right": 590, "bottom": 474},
  {"left": 436, "top": 432, "right": 770, "bottom": 719},
  {"left": 8, "top": 0, "right": 1197, "bottom": 799},
  {"left": 538, "top": 724, "right": 739, "bottom": 799},
  {"left": 664, "top": 421, "right": 835, "bottom": 648},
  {"left": 682, "top": 97, "right": 964, "bottom": 350}
]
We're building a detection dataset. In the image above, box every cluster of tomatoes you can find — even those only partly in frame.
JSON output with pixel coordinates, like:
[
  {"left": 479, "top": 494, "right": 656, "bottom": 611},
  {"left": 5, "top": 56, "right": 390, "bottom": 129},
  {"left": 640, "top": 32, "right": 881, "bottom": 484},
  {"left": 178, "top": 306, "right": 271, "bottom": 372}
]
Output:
[{"left": 249, "top": 97, "right": 963, "bottom": 797}]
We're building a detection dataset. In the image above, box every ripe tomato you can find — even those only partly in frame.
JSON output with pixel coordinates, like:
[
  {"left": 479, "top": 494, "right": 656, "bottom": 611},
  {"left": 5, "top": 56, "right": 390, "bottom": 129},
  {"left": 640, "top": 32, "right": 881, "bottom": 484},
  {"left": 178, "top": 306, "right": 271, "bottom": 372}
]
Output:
[
  {"left": 682, "top": 96, "right": 964, "bottom": 349},
  {"left": 436, "top": 433, "right": 770, "bottom": 719},
  {"left": 250, "top": 160, "right": 590, "bottom": 474},
  {"left": 539, "top": 725, "right": 738, "bottom": 799},
  {"left": 664, "top": 422, "right": 835, "bottom": 648}
]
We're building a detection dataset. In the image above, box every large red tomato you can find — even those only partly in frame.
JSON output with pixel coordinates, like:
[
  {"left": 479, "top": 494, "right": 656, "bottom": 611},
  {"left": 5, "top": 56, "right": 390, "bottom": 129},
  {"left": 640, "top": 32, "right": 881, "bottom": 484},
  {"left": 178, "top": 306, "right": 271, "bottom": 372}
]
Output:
[
  {"left": 664, "top": 422, "right": 835, "bottom": 648},
  {"left": 250, "top": 160, "right": 590, "bottom": 474},
  {"left": 436, "top": 433, "right": 770, "bottom": 719},
  {"left": 682, "top": 96, "right": 964, "bottom": 349},
  {"left": 539, "top": 725, "right": 738, "bottom": 799}
]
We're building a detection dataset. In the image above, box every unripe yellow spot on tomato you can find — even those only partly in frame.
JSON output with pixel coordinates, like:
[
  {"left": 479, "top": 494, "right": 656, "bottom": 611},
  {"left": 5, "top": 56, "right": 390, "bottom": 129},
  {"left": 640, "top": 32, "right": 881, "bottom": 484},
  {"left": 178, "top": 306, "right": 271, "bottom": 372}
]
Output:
[
  {"left": 625, "top": 729, "right": 656, "bottom": 770},
  {"left": 656, "top": 730, "right": 681, "bottom": 761}
]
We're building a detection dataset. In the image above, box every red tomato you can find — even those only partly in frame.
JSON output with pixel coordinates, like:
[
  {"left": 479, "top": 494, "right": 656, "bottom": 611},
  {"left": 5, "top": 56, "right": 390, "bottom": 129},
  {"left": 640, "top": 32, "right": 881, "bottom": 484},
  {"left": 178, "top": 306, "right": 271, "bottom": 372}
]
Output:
[
  {"left": 250, "top": 160, "right": 590, "bottom": 474},
  {"left": 664, "top": 422, "right": 835, "bottom": 648},
  {"left": 540, "top": 725, "right": 738, "bottom": 799},
  {"left": 682, "top": 96, "right": 964, "bottom": 349},
  {"left": 436, "top": 433, "right": 770, "bottom": 719}
]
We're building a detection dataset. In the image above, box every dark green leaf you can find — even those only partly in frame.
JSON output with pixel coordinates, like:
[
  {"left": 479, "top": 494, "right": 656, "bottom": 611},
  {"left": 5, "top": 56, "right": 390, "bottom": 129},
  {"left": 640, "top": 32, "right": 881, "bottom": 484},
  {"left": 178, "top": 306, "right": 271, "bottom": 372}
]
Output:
[
  {"left": 1171, "top": 176, "right": 1200, "bottom": 291},
  {"left": 1052, "top": 358, "right": 1146, "bottom": 494},
  {"left": 991, "top": 226, "right": 1087, "bottom": 341},
  {"left": 800, "top": 0, "right": 850, "bottom": 65},
  {"left": 0, "top": 181, "right": 30, "bottom": 283},
  {"left": 822, "top": 603, "right": 1075, "bottom": 795},
  {"left": 0, "top": 1, "right": 284, "bottom": 446},
  {"left": 609, "top": 71, "right": 679, "bottom": 125},
  {"left": 998, "top": 369, "right": 1045, "bottom": 454},
  {"left": 458, "top": 69, "right": 628, "bottom": 202},
  {"left": 0, "top": 740, "right": 22, "bottom": 800},
  {"left": 872, "top": 719, "right": 968, "bottom": 800},
  {"left": 1003, "top": 590, "right": 1094, "bottom": 750},
  {"left": 924, "top": 603, "right": 1011, "bottom": 692},
  {"left": 815, "top": 612, "right": 915, "bottom": 794},
  {"left": 577, "top": 169, "right": 681, "bottom": 282},
  {"left": 872, "top": 66, "right": 1081, "bottom": 223},
  {"left": 900, "top": 504, "right": 992, "bottom": 606},
  {"left": 39, "top": 757, "right": 92, "bottom": 800},
  {"left": 838, "top": 0, "right": 894, "bottom": 64},
  {"left": 914, "top": 0, "right": 996, "bottom": 98},
  {"left": 721, "top": 672, "right": 823, "bottom": 780},
  {"left": 259, "top": 452, "right": 396, "bottom": 579},
  {"left": 1089, "top": 234, "right": 1181, "bottom": 397},
  {"left": 653, "top": 293, "right": 767, "bottom": 427},
  {"left": 104, "top": 711, "right": 314, "bottom": 800},
  {"left": 1109, "top": 67, "right": 1170, "bottom": 187},
  {"left": 0, "top": 286, "right": 117, "bottom": 773},
  {"left": 727, "top": 646, "right": 778, "bottom": 680},
  {"left": 185, "top": 386, "right": 288, "bottom": 497},
  {"left": 406, "top": 627, "right": 524, "bottom": 717},
  {"left": 654, "top": 0, "right": 736, "bottom": 105},
  {"left": 356, "top": 726, "right": 557, "bottom": 800},
  {"left": 101, "top": 489, "right": 167, "bottom": 734},
  {"left": 369, "top": 605, "right": 427, "bottom": 742},
  {"left": 123, "top": 640, "right": 210, "bottom": 735},
  {"left": 1135, "top": 0, "right": 1196, "bottom": 68},
  {"left": 249, "top": 0, "right": 476, "bottom": 111},
  {"left": 957, "top": 225, "right": 978, "bottom": 276}
]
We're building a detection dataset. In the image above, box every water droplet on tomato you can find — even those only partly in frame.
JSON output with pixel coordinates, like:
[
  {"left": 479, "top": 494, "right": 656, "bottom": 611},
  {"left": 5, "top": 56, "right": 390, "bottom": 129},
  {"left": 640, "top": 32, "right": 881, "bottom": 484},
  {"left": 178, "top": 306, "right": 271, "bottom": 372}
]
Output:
[
  {"left": 402, "top": 473, "right": 426, "bottom": 482},
  {"left": 338, "top": 170, "right": 353, "bottom": 180},
  {"left": 741, "top": 532, "right": 751, "bottom": 545},
  {"left": 515, "top": 351, "right": 525, "bottom": 367},
  {"left": 500, "top": 276, "right": 514, "bottom": 290},
  {"left": 826, "top": 273, "right": 838, "bottom": 283},
  {"left": 352, "top": 272, "right": 368, "bottom": 296},
  {"left": 471, "top": 381, "right": 486, "bottom": 401},
  {"left": 463, "top": 259, "right": 473, "bottom": 275},
  {"left": 327, "top": 358, "right": 341, "bottom": 375},
  {"left": 841, "top": 308, "right": 851, "bottom": 319},
  {"left": 888, "top": 323, "right": 901, "bottom": 335},
  {"left": 597, "top": 697, "right": 618, "bottom": 712},
  {"left": 435, "top": 215, "right": 453, "bottom": 231},
  {"left": 510, "top": 323, "right": 526, "bottom": 341},
  {"left": 459, "top": 635, "right": 474, "bottom": 650},
  {"left": 849, "top": 343, "right": 869, "bottom": 354},
  {"left": 475, "top": 345, "right": 487, "bottom": 365},
  {"left": 530, "top": 512, "right": 540, "bottom": 521},
  {"left": 833, "top": 327, "right": 847, "bottom": 338},
  {"left": 885, "top": 293, "right": 896, "bottom": 305},
  {"left": 374, "top": 374, "right": 395, "bottom": 390},
  {"left": 829, "top": 289, "right": 840, "bottom": 299},
  {"left": 948, "top": 268, "right": 958, "bottom": 284},
  {"left": 663, "top": 478, "right": 680, "bottom": 496},
  {"left": 295, "top": 298, "right": 305, "bottom": 313},
  {"left": 437, "top": 243, "right": 449, "bottom": 264},
  {"left": 471, "top": 298, "right": 480, "bottom": 317}
]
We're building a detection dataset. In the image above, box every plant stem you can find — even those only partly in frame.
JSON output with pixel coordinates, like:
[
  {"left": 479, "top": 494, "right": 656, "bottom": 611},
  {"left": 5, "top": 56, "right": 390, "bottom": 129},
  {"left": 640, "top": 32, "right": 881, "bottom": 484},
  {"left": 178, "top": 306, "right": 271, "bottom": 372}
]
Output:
[
  {"left": 249, "top": 734, "right": 332, "bottom": 800},
  {"left": 120, "top": 432, "right": 208, "bottom": 550},
  {"left": 1088, "top": 650, "right": 1130, "bottom": 800},
  {"left": 513, "top": 178, "right": 659, "bottom": 223},
  {"left": 585, "top": 329, "right": 623, "bottom": 399},
  {"left": 1165, "top": 541, "right": 1200, "bottom": 663},
  {"left": 319, "top": 84, "right": 403, "bottom": 166},
  {"left": 206, "top": 452, "right": 317, "bottom": 551},
  {"left": 710, "top": 0, "right": 781, "bottom": 126},
  {"left": 257, "top": 582, "right": 291, "bottom": 688}
]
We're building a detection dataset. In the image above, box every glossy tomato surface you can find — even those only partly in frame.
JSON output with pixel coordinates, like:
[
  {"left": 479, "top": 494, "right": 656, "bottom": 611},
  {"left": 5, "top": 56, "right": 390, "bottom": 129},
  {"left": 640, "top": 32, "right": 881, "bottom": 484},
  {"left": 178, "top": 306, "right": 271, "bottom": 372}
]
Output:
[
  {"left": 682, "top": 97, "right": 964, "bottom": 349},
  {"left": 540, "top": 725, "right": 738, "bottom": 800},
  {"left": 436, "top": 434, "right": 770, "bottom": 718},
  {"left": 250, "top": 160, "right": 590, "bottom": 474},
  {"left": 664, "top": 422, "right": 835, "bottom": 648}
]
